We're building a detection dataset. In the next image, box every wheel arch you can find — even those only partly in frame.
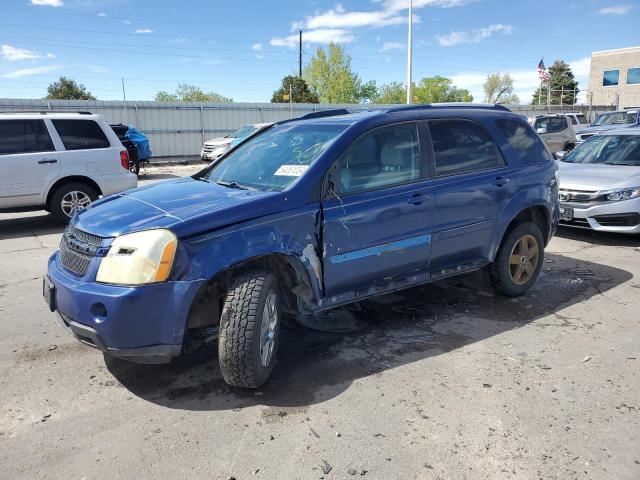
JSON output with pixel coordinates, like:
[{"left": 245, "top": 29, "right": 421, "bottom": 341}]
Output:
[
  {"left": 46, "top": 176, "right": 103, "bottom": 208},
  {"left": 492, "top": 203, "right": 552, "bottom": 261}
]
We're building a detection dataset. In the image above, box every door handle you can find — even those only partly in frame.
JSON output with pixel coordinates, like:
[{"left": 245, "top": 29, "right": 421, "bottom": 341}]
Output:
[
  {"left": 407, "top": 193, "right": 431, "bottom": 205},
  {"left": 493, "top": 177, "right": 510, "bottom": 187},
  {"left": 37, "top": 159, "right": 58, "bottom": 164}
]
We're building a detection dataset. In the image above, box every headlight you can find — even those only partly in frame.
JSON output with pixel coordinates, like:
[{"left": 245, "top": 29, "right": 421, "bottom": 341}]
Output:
[
  {"left": 96, "top": 229, "right": 178, "bottom": 285},
  {"left": 606, "top": 188, "right": 640, "bottom": 202}
]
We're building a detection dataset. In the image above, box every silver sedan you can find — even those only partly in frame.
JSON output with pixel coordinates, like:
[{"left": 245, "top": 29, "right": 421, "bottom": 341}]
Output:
[{"left": 557, "top": 128, "right": 640, "bottom": 234}]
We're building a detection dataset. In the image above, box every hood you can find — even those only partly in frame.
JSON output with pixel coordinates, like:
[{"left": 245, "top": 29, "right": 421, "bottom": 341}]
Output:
[
  {"left": 558, "top": 161, "right": 640, "bottom": 191},
  {"left": 204, "top": 137, "right": 232, "bottom": 147},
  {"left": 73, "top": 177, "right": 285, "bottom": 238}
]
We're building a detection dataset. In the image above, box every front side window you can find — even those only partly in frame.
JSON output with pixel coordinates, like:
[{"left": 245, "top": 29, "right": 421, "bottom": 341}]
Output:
[
  {"left": 204, "top": 122, "right": 347, "bottom": 191},
  {"left": 535, "top": 117, "right": 566, "bottom": 133},
  {"left": 496, "top": 119, "right": 552, "bottom": 163},
  {"left": 562, "top": 135, "right": 640, "bottom": 166},
  {"left": 0, "top": 119, "right": 54, "bottom": 155},
  {"left": 429, "top": 119, "right": 504, "bottom": 176},
  {"left": 52, "top": 120, "right": 110, "bottom": 150},
  {"left": 627, "top": 67, "right": 640, "bottom": 85},
  {"left": 337, "top": 123, "right": 421, "bottom": 194},
  {"left": 603, "top": 69, "right": 620, "bottom": 86}
]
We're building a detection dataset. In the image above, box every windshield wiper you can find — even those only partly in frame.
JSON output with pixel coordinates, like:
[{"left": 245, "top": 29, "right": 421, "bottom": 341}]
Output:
[{"left": 215, "top": 180, "right": 257, "bottom": 191}]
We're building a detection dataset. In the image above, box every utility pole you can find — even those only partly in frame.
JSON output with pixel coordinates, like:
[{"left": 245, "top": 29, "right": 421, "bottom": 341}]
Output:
[
  {"left": 298, "top": 30, "right": 303, "bottom": 78},
  {"left": 289, "top": 83, "right": 293, "bottom": 118},
  {"left": 406, "top": 0, "right": 413, "bottom": 104},
  {"left": 121, "top": 77, "right": 128, "bottom": 124}
]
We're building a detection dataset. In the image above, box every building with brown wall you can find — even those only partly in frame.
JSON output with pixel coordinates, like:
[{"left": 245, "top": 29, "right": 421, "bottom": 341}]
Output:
[{"left": 587, "top": 46, "right": 640, "bottom": 108}]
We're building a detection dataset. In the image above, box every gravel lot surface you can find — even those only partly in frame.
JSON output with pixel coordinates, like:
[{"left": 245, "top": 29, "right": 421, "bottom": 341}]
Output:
[{"left": 1, "top": 164, "right": 639, "bottom": 479}]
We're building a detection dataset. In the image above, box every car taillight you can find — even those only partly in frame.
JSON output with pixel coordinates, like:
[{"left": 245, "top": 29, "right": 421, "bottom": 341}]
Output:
[{"left": 120, "top": 150, "right": 130, "bottom": 170}]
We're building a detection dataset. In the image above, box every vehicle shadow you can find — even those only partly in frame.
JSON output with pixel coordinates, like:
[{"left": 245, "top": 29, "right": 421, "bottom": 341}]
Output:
[
  {"left": 556, "top": 225, "right": 640, "bottom": 247},
  {"left": 0, "top": 213, "right": 64, "bottom": 240},
  {"left": 105, "top": 252, "right": 632, "bottom": 411}
]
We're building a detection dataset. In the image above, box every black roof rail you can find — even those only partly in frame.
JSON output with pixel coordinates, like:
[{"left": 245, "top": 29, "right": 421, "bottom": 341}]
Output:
[
  {"left": 385, "top": 103, "right": 511, "bottom": 113},
  {"left": 0, "top": 110, "right": 94, "bottom": 115},
  {"left": 299, "top": 109, "right": 351, "bottom": 120}
]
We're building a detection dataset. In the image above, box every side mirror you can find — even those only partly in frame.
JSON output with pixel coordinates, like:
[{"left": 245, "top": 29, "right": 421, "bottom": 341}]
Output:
[
  {"left": 536, "top": 127, "right": 548, "bottom": 134},
  {"left": 555, "top": 151, "right": 567, "bottom": 160}
]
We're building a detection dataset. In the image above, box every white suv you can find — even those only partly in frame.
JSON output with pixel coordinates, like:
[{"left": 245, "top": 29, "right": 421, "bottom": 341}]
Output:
[{"left": 0, "top": 112, "right": 137, "bottom": 222}]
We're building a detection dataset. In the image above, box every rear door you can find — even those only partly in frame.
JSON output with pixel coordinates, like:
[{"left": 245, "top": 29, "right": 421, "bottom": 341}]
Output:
[
  {"left": 426, "top": 119, "right": 515, "bottom": 272},
  {"left": 0, "top": 119, "right": 60, "bottom": 208},
  {"left": 321, "top": 122, "right": 434, "bottom": 298}
]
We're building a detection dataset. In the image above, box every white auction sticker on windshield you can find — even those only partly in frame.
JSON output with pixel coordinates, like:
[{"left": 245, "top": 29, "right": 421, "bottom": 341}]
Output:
[{"left": 274, "top": 165, "right": 309, "bottom": 177}]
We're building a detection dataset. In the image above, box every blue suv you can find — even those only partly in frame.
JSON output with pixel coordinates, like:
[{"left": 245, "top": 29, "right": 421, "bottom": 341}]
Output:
[{"left": 44, "top": 105, "right": 559, "bottom": 388}]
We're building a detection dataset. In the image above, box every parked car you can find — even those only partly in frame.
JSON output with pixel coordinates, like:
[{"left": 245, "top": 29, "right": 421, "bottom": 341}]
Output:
[
  {"left": 561, "top": 112, "right": 590, "bottom": 133},
  {"left": 576, "top": 109, "right": 639, "bottom": 144},
  {"left": 110, "top": 124, "right": 152, "bottom": 176},
  {"left": 556, "top": 128, "right": 640, "bottom": 234},
  {"left": 44, "top": 105, "right": 559, "bottom": 388},
  {"left": 531, "top": 115, "right": 577, "bottom": 154},
  {"left": 200, "top": 123, "right": 272, "bottom": 162},
  {"left": 0, "top": 112, "right": 137, "bottom": 222}
]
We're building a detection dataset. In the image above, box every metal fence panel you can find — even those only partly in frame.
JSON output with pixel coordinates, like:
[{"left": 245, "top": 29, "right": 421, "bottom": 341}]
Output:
[{"left": 0, "top": 98, "right": 615, "bottom": 158}]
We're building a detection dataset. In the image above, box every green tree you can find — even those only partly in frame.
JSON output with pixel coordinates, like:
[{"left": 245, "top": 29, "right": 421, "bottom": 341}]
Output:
[
  {"left": 358, "top": 80, "right": 379, "bottom": 104},
  {"left": 531, "top": 60, "right": 579, "bottom": 106},
  {"left": 303, "top": 43, "right": 363, "bottom": 103},
  {"left": 373, "top": 81, "right": 407, "bottom": 104},
  {"left": 483, "top": 73, "right": 519, "bottom": 104},
  {"left": 271, "top": 75, "right": 319, "bottom": 103},
  {"left": 413, "top": 76, "right": 473, "bottom": 103},
  {"left": 45, "top": 77, "right": 96, "bottom": 100},
  {"left": 154, "top": 84, "right": 233, "bottom": 102}
]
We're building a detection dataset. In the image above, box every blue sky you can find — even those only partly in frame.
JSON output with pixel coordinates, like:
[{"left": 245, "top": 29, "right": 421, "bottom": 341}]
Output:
[{"left": 0, "top": 0, "right": 638, "bottom": 104}]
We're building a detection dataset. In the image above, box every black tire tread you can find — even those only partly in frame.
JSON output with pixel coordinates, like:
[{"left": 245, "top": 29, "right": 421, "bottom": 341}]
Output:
[{"left": 218, "top": 270, "right": 271, "bottom": 388}]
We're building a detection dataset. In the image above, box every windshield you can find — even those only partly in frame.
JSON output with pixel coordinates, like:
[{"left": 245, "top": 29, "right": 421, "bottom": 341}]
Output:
[
  {"left": 229, "top": 125, "right": 259, "bottom": 139},
  {"left": 203, "top": 122, "right": 347, "bottom": 191},
  {"left": 592, "top": 111, "right": 637, "bottom": 126},
  {"left": 562, "top": 134, "right": 640, "bottom": 166}
]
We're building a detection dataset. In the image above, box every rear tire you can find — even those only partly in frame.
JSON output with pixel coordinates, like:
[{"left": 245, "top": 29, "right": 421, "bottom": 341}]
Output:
[
  {"left": 49, "top": 182, "right": 98, "bottom": 223},
  {"left": 218, "top": 270, "right": 281, "bottom": 388},
  {"left": 488, "top": 222, "right": 544, "bottom": 297}
]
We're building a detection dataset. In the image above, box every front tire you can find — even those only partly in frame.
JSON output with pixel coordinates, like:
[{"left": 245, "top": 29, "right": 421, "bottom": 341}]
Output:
[
  {"left": 218, "top": 270, "right": 281, "bottom": 388},
  {"left": 488, "top": 222, "right": 544, "bottom": 297},
  {"left": 49, "top": 182, "right": 98, "bottom": 223}
]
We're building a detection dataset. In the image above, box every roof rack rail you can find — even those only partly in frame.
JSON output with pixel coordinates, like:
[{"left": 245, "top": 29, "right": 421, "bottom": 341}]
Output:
[
  {"left": 385, "top": 103, "right": 511, "bottom": 113},
  {"left": 299, "top": 109, "right": 351, "bottom": 120}
]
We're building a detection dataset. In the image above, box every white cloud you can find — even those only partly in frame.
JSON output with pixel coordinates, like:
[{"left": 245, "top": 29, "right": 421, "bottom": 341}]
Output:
[
  {"left": 30, "top": 0, "right": 63, "bottom": 6},
  {"left": 380, "top": 0, "right": 477, "bottom": 12},
  {"left": 45, "top": 52, "right": 56, "bottom": 59},
  {"left": 1, "top": 44, "right": 41, "bottom": 61},
  {"left": 122, "top": 20, "right": 131, "bottom": 25},
  {"left": 4, "top": 64, "right": 62, "bottom": 78},
  {"left": 97, "top": 12, "right": 107, "bottom": 17},
  {"left": 134, "top": 28, "right": 154, "bottom": 34},
  {"left": 271, "top": 29, "right": 354, "bottom": 48},
  {"left": 252, "top": 43, "right": 263, "bottom": 51},
  {"left": 303, "top": 6, "right": 410, "bottom": 30},
  {"left": 597, "top": 4, "right": 632, "bottom": 15},
  {"left": 381, "top": 41, "right": 405, "bottom": 51},
  {"left": 437, "top": 24, "right": 513, "bottom": 46}
]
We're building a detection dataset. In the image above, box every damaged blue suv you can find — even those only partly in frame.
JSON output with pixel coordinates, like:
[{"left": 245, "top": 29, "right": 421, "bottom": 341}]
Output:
[{"left": 44, "top": 105, "right": 559, "bottom": 388}]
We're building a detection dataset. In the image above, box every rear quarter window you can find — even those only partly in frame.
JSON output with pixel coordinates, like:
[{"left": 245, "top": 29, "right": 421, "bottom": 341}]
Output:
[
  {"left": 52, "top": 119, "right": 110, "bottom": 150},
  {"left": 496, "top": 119, "right": 552, "bottom": 163}
]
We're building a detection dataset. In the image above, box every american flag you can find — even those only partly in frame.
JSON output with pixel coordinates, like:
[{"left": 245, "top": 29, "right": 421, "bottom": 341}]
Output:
[{"left": 537, "top": 58, "right": 550, "bottom": 81}]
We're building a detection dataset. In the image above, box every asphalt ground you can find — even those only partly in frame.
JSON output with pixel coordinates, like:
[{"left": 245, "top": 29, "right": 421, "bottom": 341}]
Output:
[{"left": 1, "top": 164, "right": 639, "bottom": 479}]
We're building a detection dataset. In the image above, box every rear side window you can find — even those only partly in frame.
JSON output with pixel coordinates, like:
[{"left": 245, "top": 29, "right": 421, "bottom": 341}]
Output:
[
  {"left": 52, "top": 120, "right": 110, "bottom": 150},
  {"left": 577, "top": 114, "right": 588, "bottom": 124},
  {"left": 567, "top": 116, "right": 577, "bottom": 125},
  {"left": 0, "top": 119, "right": 54, "bottom": 155},
  {"left": 428, "top": 119, "right": 504, "bottom": 176},
  {"left": 496, "top": 119, "right": 552, "bottom": 163}
]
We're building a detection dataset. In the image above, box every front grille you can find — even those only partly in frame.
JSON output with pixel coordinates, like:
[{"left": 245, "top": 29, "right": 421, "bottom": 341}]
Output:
[
  {"left": 593, "top": 213, "right": 640, "bottom": 227},
  {"left": 59, "top": 226, "right": 104, "bottom": 277},
  {"left": 202, "top": 144, "right": 216, "bottom": 153},
  {"left": 560, "top": 218, "right": 591, "bottom": 228}
]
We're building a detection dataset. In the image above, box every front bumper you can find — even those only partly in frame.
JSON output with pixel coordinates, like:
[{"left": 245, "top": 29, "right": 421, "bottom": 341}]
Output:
[
  {"left": 46, "top": 252, "right": 205, "bottom": 363},
  {"left": 559, "top": 197, "right": 640, "bottom": 234}
]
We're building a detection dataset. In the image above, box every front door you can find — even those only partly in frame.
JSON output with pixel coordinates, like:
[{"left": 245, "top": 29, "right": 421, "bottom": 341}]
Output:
[
  {"left": 0, "top": 119, "right": 59, "bottom": 208},
  {"left": 321, "top": 122, "right": 433, "bottom": 298}
]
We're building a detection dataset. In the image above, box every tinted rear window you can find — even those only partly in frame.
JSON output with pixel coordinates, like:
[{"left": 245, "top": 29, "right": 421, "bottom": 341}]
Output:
[
  {"left": 428, "top": 119, "right": 504, "bottom": 176},
  {"left": 496, "top": 119, "right": 552, "bottom": 163},
  {"left": 0, "top": 119, "right": 54, "bottom": 155},
  {"left": 52, "top": 119, "right": 110, "bottom": 150}
]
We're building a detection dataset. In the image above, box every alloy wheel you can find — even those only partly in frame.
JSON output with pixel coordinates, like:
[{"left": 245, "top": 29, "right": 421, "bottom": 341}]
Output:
[{"left": 508, "top": 234, "right": 539, "bottom": 285}]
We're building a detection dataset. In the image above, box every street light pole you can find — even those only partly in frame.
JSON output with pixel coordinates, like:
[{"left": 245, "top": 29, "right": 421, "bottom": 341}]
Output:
[{"left": 406, "top": 0, "right": 413, "bottom": 105}]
